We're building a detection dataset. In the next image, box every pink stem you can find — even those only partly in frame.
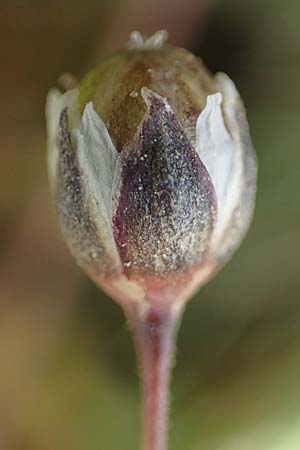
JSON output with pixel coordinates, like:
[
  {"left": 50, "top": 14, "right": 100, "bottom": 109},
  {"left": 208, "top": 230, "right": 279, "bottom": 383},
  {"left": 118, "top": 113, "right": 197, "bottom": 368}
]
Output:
[{"left": 125, "top": 304, "right": 182, "bottom": 450}]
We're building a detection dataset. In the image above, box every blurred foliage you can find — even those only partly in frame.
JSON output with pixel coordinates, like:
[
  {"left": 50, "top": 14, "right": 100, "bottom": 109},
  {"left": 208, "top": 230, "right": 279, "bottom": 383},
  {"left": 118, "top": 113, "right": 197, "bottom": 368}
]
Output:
[{"left": 0, "top": 0, "right": 299, "bottom": 449}]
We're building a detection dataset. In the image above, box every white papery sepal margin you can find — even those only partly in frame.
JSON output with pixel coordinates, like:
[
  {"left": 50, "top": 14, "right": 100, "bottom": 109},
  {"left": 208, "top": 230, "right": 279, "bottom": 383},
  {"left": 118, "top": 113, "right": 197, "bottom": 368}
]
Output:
[
  {"left": 46, "top": 88, "right": 80, "bottom": 193},
  {"left": 46, "top": 89, "right": 122, "bottom": 275},
  {"left": 196, "top": 73, "right": 257, "bottom": 264}
]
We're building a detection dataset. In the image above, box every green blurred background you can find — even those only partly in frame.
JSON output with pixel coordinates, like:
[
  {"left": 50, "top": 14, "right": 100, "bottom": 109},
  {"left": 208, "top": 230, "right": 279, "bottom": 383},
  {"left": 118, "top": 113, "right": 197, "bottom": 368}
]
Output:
[{"left": 0, "top": 0, "right": 299, "bottom": 449}]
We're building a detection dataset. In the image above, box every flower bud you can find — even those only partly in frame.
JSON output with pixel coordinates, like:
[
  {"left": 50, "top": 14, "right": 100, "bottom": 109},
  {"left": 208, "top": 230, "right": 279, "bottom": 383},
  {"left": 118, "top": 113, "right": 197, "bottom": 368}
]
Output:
[{"left": 46, "top": 31, "right": 257, "bottom": 312}]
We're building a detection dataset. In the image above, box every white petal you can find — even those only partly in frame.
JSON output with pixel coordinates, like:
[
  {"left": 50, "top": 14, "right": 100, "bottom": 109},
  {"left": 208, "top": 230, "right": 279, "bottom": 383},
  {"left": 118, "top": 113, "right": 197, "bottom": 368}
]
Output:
[
  {"left": 196, "top": 74, "right": 257, "bottom": 263},
  {"left": 127, "top": 30, "right": 168, "bottom": 50},
  {"left": 73, "top": 102, "right": 122, "bottom": 266},
  {"left": 46, "top": 88, "right": 80, "bottom": 192},
  {"left": 145, "top": 30, "right": 168, "bottom": 48}
]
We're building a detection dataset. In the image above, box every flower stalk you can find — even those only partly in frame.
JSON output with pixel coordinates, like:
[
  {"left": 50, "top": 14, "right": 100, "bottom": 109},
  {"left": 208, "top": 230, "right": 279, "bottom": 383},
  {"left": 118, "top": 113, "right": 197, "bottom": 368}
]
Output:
[{"left": 125, "top": 304, "right": 182, "bottom": 450}]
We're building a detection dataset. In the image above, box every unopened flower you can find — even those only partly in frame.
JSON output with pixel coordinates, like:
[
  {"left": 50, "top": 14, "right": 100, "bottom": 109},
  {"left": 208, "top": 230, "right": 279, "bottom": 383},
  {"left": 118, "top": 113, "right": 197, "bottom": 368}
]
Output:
[
  {"left": 46, "top": 30, "right": 256, "bottom": 313},
  {"left": 46, "top": 30, "right": 257, "bottom": 450}
]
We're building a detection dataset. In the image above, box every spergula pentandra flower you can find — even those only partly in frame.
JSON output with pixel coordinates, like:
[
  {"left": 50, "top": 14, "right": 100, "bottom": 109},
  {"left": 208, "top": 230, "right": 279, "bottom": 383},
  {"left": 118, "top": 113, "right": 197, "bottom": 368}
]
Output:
[{"left": 46, "top": 31, "right": 257, "bottom": 450}]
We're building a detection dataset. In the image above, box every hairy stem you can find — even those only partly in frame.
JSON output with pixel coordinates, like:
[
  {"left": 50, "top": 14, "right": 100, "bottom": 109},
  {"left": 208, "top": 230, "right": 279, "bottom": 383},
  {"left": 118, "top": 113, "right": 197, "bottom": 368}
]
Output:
[{"left": 125, "top": 304, "right": 182, "bottom": 450}]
